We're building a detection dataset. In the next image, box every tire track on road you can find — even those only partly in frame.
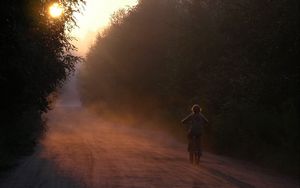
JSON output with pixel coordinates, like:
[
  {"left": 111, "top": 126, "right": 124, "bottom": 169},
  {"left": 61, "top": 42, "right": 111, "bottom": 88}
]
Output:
[{"left": 1, "top": 108, "right": 299, "bottom": 188}]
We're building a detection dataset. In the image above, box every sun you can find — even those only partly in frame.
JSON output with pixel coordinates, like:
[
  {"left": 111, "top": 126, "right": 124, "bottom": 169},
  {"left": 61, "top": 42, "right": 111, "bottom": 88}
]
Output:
[{"left": 49, "top": 3, "right": 64, "bottom": 18}]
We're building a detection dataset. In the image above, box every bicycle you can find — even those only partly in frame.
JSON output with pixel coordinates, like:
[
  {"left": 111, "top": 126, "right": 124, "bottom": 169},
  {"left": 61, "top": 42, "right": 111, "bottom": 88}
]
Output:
[{"left": 188, "top": 135, "right": 202, "bottom": 165}]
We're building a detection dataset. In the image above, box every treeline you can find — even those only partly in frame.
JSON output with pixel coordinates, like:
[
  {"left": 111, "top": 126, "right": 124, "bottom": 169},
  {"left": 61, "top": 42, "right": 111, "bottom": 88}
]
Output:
[
  {"left": 0, "top": 0, "right": 83, "bottom": 170},
  {"left": 80, "top": 0, "right": 299, "bottom": 174}
]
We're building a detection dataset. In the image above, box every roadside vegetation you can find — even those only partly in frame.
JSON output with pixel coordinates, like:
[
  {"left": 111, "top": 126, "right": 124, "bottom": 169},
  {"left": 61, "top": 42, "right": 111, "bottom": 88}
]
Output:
[
  {"left": 80, "top": 0, "right": 299, "bottom": 175},
  {"left": 0, "top": 0, "right": 84, "bottom": 173}
]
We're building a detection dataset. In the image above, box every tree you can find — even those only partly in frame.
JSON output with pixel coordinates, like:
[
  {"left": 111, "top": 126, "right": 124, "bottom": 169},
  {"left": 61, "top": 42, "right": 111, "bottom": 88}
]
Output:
[
  {"left": 80, "top": 0, "right": 299, "bottom": 174},
  {"left": 0, "top": 0, "right": 84, "bottom": 165}
]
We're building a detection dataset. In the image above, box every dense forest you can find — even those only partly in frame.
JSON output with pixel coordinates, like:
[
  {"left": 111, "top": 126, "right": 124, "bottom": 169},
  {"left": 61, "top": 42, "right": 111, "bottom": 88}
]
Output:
[
  {"left": 0, "top": 0, "right": 84, "bottom": 171},
  {"left": 80, "top": 0, "right": 299, "bottom": 175}
]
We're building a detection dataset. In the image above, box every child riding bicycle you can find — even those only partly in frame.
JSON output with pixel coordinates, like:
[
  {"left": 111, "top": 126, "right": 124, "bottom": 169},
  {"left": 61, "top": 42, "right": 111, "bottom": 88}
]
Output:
[{"left": 181, "top": 104, "right": 209, "bottom": 165}]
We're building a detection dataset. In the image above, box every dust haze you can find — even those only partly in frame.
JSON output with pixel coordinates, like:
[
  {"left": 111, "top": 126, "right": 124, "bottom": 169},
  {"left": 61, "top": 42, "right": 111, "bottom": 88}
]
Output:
[
  {"left": 1, "top": 0, "right": 299, "bottom": 187},
  {"left": 5, "top": 75, "right": 291, "bottom": 188},
  {"left": 1, "top": 71, "right": 298, "bottom": 188}
]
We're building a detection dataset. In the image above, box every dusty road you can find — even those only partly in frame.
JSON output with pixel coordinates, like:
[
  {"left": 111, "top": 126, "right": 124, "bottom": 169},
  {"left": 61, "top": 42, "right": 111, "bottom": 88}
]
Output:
[{"left": 0, "top": 107, "right": 298, "bottom": 188}]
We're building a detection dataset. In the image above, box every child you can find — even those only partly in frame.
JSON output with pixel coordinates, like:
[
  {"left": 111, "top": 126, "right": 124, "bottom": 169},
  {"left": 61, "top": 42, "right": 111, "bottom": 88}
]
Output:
[{"left": 182, "top": 104, "right": 209, "bottom": 165}]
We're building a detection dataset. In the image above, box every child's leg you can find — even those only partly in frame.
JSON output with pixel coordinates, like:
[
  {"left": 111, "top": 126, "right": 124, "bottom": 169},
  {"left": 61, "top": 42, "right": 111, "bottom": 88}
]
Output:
[
  {"left": 195, "top": 152, "right": 201, "bottom": 165},
  {"left": 189, "top": 152, "right": 194, "bottom": 164}
]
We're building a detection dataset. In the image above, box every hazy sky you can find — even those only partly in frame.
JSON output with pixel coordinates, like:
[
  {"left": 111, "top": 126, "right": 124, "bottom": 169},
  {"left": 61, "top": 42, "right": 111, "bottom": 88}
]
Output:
[{"left": 71, "top": 0, "right": 139, "bottom": 56}]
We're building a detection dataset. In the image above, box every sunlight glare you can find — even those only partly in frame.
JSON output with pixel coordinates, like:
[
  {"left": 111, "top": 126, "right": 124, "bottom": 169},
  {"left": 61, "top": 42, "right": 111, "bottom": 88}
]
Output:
[
  {"left": 49, "top": 3, "right": 64, "bottom": 18},
  {"left": 71, "top": 0, "right": 139, "bottom": 56}
]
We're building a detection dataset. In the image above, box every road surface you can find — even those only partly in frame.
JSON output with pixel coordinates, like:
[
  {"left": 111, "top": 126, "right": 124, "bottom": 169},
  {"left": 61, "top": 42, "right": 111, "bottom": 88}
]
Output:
[{"left": 0, "top": 106, "right": 298, "bottom": 188}]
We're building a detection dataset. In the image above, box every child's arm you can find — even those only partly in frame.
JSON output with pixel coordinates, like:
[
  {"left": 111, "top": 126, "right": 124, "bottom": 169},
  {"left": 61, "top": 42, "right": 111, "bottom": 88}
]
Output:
[
  {"left": 200, "top": 113, "right": 209, "bottom": 125},
  {"left": 203, "top": 115, "right": 209, "bottom": 123},
  {"left": 181, "top": 114, "right": 193, "bottom": 124}
]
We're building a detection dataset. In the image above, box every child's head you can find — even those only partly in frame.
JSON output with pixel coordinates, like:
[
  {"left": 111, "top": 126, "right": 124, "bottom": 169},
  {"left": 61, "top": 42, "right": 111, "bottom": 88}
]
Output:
[{"left": 191, "top": 104, "right": 201, "bottom": 114}]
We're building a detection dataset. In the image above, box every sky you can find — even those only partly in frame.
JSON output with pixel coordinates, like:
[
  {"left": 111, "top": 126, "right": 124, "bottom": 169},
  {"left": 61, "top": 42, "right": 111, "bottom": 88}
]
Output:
[
  {"left": 55, "top": 0, "right": 138, "bottom": 107},
  {"left": 71, "top": 0, "right": 139, "bottom": 56}
]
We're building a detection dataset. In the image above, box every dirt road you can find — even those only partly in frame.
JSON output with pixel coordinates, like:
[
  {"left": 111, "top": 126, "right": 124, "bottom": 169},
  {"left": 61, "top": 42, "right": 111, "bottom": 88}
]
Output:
[{"left": 0, "top": 107, "right": 298, "bottom": 188}]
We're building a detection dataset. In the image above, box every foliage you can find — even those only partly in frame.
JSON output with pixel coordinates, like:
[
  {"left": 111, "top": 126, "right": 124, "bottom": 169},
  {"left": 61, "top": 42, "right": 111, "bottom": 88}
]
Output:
[
  {"left": 0, "top": 0, "right": 84, "bottom": 167},
  {"left": 80, "top": 0, "right": 299, "bottom": 174}
]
